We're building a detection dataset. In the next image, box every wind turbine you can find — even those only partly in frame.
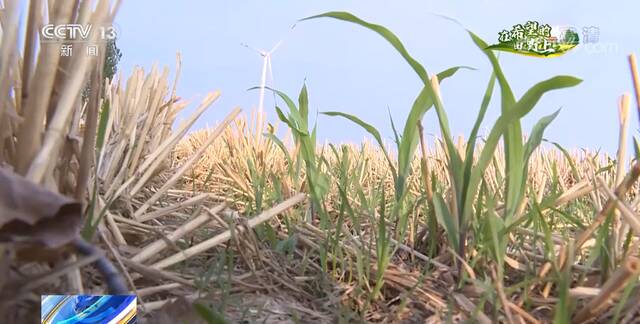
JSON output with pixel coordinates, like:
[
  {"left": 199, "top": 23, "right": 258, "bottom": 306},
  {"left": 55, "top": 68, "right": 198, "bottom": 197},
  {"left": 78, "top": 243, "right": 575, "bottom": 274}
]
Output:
[{"left": 242, "top": 24, "right": 295, "bottom": 144}]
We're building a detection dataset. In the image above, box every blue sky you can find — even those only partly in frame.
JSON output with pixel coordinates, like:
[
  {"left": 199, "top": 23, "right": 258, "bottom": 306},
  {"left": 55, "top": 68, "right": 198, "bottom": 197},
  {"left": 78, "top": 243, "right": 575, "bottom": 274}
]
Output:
[{"left": 114, "top": 1, "right": 640, "bottom": 153}]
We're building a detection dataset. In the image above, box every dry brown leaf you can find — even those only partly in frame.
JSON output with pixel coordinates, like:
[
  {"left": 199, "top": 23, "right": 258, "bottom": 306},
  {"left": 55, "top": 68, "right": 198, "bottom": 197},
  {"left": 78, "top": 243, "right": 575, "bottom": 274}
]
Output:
[{"left": 0, "top": 168, "right": 82, "bottom": 250}]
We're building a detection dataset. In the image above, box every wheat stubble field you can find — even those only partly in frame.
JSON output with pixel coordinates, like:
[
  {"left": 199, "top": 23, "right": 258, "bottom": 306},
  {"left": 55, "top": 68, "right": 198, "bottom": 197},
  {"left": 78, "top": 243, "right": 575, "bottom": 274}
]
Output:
[{"left": 1, "top": 1, "right": 640, "bottom": 323}]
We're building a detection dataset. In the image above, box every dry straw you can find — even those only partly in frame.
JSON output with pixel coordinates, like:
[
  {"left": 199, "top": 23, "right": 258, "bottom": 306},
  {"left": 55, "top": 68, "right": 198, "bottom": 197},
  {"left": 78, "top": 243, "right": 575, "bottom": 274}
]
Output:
[
  {"left": 573, "top": 257, "right": 640, "bottom": 323},
  {"left": 0, "top": 1, "right": 249, "bottom": 318}
]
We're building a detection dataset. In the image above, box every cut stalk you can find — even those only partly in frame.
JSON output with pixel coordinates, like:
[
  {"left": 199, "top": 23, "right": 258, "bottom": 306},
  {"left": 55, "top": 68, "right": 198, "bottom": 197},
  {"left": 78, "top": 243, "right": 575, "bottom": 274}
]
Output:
[
  {"left": 131, "top": 204, "right": 226, "bottom": 263},
  {"left": 572, "top": 257, "right": 640, "bottom": 323},
  {"left": 149, "top": 193, "right": 306, "bottom": 270},
  {"left": 613, "top": 93, "right": 631, "bottom": 258},
  {"left": 134, "top": 107, "right": 241, "bottom": 218}
]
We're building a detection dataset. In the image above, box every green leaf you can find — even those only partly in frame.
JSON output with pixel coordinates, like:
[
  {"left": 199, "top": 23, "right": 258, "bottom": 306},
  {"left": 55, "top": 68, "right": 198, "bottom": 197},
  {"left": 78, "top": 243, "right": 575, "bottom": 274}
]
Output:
[
  {"left": 554, "top": 254, "right": 573, "bottom": 324},
  {"left": 512, "top": 109, "right": 561, "bottom": 225},
  {"left": 468, "top": 31, "right": 523, "bottom": 220},
  {"left": 432, "top": 193, "right": 459, "bottom": 251},
  {"left": 396, "top": 86, "right": 431, "bottom": 198},
  {"left": 505, "top": 75, "right": 580, "bottom": 207},
  {"left": 426, "top": 71, "right": 464, "bottom": 204},
  {"left": 275, "top": 234, "right": 298, "bottom": 255},
  {"left": 523, "top": 109, "right": 560, "bottom": 166},
  {"left": 436, "top": 65, "right": 475, "bottom": 80},
  {"left": 612, "top": 278, "right": 638, "bottom": 323},
  {"left": 310, "top": 171, "right": 330, "bottom": 198},
  {"left": 249, "top": 85, "right": 306, "bottom": 130},
  {"left": 264, "top": 133, "right": 293, "bottom": 174},
  {"left": 467, "top": 31, "right": 516, "bottom": 107},
  {"left": 95, "top": 100, "right": 110, "bottom": 154},
  {"left": 517, "top": 76, "right": 581, "bottom": 115},
  {"left": 460, "top": 73, "right": 496, "bottom": 210},
  {"left": 486, "top": 201, "right": 506, "bottom": 270},
  {"left": 388, "top": 107, "right": 401, "bottom": 149},
  {"left": 301, "top": 11, "right": 429, "bottom": 84},
  {"left": 462, "top": 75, "right": 581, "bottom": 226},
  {"left": 549, "top": 141, "right": 581, "bottom": 180},
  {"left": 466, "top": 72, "right": 496, "bottom": 160},
  {"left": 322, "top": 111, "right": 397, "bottom": 181},
  {"left": 275, "top": 106, "right": 307, "bottom": 136},
  {"left": 298, "top": 83, "right": 310, "bottom": 128},
  {"left": 302, "top": 11, "right": 470, "bottom": 200},
  {"left": 193, "top": 303, "right": 228, "bottom": 324},
  {"left": 397, "top": 67, "right": 468, "bottom": 198}
]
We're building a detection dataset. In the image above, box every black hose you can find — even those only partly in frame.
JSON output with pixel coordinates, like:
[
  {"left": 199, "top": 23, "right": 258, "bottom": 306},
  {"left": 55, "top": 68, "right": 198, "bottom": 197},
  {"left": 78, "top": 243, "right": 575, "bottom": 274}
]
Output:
[{"left": 72, "top": 237, "right": 129, "bottom": 295}]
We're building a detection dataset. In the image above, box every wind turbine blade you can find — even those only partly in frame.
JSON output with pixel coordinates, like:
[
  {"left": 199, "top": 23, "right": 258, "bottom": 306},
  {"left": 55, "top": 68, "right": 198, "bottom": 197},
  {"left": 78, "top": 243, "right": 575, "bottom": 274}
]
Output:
[
  {"left": 258, "top": 57, "right": 269, "bottom": 113},
  {"left": 266, "top": 56, "right": 278, "bottom": 104},
  {"left": 241, "top": 43, "right": 266, "bottom": 56},
  {"left": 270, "top": 39, "right": 285, "bottom": 53},
  {"left": 267, "top": 55, "right": 275, "bottom": 84},
  {"left": 269, "top": 23, "right": 297, "bottom": 53}
]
